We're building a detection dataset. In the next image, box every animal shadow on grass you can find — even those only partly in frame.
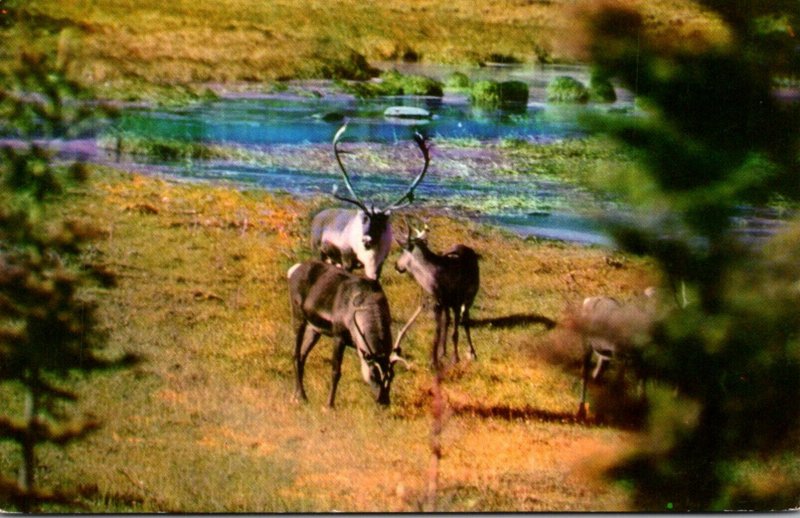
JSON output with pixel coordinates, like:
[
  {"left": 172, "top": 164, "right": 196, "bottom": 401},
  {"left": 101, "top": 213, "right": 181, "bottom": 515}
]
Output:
[
  {"left": 450, "top": 400, "right": 643, "bottom": 430},
  {"left": 450, "top": 402, "right": 582, "bottom": 426},
  {"left": 466, "top": 313, "right": 557, "bottom": 330}
]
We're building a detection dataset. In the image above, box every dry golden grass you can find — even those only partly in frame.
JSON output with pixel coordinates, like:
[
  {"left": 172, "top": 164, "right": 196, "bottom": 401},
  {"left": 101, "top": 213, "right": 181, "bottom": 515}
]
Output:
[
  {"left": 3, "top": 0, "right": 727, "bottom": 97},
  {"left": 0, "top": 167, "right": 662, "bottom": 511}
]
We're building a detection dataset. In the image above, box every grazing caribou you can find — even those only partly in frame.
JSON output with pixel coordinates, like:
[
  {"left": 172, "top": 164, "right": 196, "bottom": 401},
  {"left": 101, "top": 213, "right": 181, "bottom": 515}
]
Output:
[
  {"left": 311, "top": 124, "right": 431, "bottom": 280},
  {"left": 575, "top": 291, "right": 656, "bottom": 419},
  {"left": 395, "top": 224, "right": 480, "bottom": 366},
  {"left": 287, "top": 260, "right": 411, "bottom": 407}
]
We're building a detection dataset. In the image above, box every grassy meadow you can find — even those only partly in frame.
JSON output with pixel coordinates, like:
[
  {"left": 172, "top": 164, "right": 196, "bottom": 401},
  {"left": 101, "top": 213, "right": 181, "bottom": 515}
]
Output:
[
  {"left": 2, "top": 0, "right": 728, "bottom": 99},
  {"left": 0, "top": 167, "right": 658, "bottom": 511}
]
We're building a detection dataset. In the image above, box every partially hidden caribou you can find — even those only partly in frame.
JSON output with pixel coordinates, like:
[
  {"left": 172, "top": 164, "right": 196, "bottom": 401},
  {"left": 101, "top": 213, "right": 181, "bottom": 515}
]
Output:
[
  {"left": 575, "top": 290, "right": 657, "bottom": 419},
  {"left": 395, "top": 223, "right": 480, "bottom": 366},
  {"left": 311, "top": 124, "right": 430, "bottom": 280},
  {"left": 287, "top": 259, "right": 413, "bottom": 407}
]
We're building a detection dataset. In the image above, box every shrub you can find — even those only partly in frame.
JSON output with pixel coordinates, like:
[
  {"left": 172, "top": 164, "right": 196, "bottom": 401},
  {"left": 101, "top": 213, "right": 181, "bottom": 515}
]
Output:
[
  {"left": 499, "top": 80, "right": 530, "bottom": 104},
  {"left": 402, "top": 74, "right": 444, "bottom": 96},
  {"left": 546, "top": 76, "right": 590, "bottom": 103},
  {"left": 445, "top": 71, "right": 471, "bottom": 90},
  {"left": 470, "top": 80, "right": 502, "bottom": 106},
  {"left": 485, "top": 52, "right": 522, "bottom": 64},
  {"left": 379, "top": 69, "right": 443, "bottom": 96},
  {"left": 305, "top": 44, "right": 378, "bottom": 81},
  {"left": 333, "top": 71, "right": 444, "bottom": 99},
  {"left": 469, "top": 80, "right": 529, "bottom": 108},
  {"left": 589, "top": 71, "right": 617, "bottom": 103},
  {"left": 585, "top": 2, "right": 800, "bottom": 511}
]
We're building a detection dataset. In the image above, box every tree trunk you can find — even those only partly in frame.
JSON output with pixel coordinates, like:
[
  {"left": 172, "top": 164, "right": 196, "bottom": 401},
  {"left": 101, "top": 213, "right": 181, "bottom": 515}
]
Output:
[{"left": 17, "top": 371, "right": 38, "bottom": 513}]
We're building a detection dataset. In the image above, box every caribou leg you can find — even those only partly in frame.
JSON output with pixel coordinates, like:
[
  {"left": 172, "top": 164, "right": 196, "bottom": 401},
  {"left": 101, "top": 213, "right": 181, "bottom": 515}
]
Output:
[
  {"left": 441, "top": 307, "right": 452, "bottom": 363},
  {"left": 577, "top": 343, "right": 593, "bottom": 420},
  {"left": 432, "top": 304, "right": 445, "bottom": 367},
  {"left": 294, "top": 322, "right": 321, "bottom": 402},
  {"left": 327, "top": 338, "right": 347, "bottom": 408},
  {"left": 462, "top": 305, "right": 477, "bottom": 361},
  {"left": 451, "top": 305, "right": 461, "bottom": 363}
]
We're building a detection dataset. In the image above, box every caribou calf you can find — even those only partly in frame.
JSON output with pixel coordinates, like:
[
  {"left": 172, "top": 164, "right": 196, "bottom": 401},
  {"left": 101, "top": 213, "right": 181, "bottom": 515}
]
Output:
[
  {"left": 287, "top": 260, "right": 409, "bottom": 407},
  {"left": 395, "top": 226, "right": 479, "bottom": 366}
]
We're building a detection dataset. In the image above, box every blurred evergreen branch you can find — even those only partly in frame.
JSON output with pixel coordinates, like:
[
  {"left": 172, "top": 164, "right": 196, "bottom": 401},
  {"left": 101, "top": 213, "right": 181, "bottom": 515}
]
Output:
[
  {"left": 0, "top": 52, "right": 135, "bottom": 512},
  {"left": 582, "top": 1, "right": 800, "bottom": 511}
]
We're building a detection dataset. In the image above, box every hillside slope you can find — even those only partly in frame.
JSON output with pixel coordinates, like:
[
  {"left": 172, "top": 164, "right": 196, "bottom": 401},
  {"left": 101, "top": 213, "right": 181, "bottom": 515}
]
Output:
[{"left": 1, "top": 0, "right": 725, "bottom": 97}]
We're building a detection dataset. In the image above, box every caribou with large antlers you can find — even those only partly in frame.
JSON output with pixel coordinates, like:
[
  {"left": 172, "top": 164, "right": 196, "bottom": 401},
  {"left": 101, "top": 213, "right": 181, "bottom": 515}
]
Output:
[
  {"left": 311, "top": 124, "right": 431, "bottom": 280},
  {"left": 287, "top": 259, "right": 413, "bottom": 407}
]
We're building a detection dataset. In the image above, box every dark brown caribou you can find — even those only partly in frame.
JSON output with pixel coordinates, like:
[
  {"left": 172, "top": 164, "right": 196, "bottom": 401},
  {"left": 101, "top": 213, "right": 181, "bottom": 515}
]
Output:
[
  {"left": 287, "top": 260, "right": 412, "bottom": 407},
  {"left": 395, "top": 224, "right": 480, "bottom": 366}
]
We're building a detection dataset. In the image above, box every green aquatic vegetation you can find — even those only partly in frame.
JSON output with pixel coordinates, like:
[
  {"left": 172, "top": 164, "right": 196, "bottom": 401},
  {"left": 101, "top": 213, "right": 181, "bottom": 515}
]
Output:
[
  {"left": 97, "top": 133, "right": 282, "bottom": 165},
  {"left": 98, "top": 133, "right": 221, "bottom": 161},
  {"left": 489, "top": 137, "right": 638, "bottom": 188}
]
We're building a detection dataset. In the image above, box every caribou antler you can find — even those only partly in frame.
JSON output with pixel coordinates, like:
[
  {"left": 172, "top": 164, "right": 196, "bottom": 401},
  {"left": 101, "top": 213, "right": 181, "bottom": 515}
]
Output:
[
  {"left": 332, "top": 124, "right": 370, "bottom": 212},
  {"left": 397, "top": 215, "right": 428, "bottom": 246},
  {"left": 391, "top": 303, "right": 423, "bottom": 369},
  {"left": 332, "top": 125, "right": 430, "bottom": 213},
  {"left": 386, "top": 132, "right": 430, "bottom": 211}
]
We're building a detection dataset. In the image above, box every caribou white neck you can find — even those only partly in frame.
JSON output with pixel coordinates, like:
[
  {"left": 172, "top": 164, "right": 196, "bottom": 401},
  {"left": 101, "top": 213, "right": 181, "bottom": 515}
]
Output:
[{"left": 352, "top": 219, "right": 393, "bottom": 280}]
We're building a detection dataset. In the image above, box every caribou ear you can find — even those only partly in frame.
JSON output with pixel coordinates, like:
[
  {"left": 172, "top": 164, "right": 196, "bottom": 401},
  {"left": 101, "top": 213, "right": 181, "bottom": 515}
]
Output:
[{"left": 390, "top": 351, "right": 413, "bottom": 370}]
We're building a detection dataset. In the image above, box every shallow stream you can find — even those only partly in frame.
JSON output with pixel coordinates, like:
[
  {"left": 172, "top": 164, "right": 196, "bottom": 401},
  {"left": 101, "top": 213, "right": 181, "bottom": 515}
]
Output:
[{"left": 57, "top": 64, "right": 787, "bottom": 245}]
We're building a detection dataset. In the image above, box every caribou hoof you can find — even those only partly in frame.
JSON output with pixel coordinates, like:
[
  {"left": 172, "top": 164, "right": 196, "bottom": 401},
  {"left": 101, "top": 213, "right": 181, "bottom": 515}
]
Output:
[{"left": 576, "top": 403, "right": 589, "bottom": 422}]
